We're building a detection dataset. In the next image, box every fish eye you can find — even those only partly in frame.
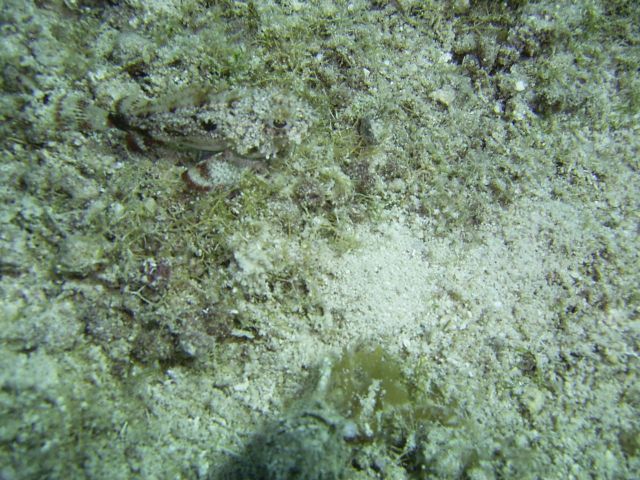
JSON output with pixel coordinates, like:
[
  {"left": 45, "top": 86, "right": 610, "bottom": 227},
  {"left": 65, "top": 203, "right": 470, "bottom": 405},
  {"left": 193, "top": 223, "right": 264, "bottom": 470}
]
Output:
[
  {"left": 272, "top": 119, "right": 287, "bottom": 128},
  {"left": 200, "top": 119, "right": 218, "bottom": 132}
]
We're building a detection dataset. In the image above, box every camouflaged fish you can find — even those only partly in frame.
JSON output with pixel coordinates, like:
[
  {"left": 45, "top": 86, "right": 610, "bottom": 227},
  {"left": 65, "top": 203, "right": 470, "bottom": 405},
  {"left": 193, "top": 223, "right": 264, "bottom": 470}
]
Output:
[{"left": 57, "top": 86, "right": 314, "bottom": 190}]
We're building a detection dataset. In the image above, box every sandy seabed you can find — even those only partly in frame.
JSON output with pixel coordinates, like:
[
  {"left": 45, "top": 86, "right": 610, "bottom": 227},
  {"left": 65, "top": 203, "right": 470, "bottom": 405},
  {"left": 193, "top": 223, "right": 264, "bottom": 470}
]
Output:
[{"left": 1, "top": 1, "right": 638, "bottom": 479}]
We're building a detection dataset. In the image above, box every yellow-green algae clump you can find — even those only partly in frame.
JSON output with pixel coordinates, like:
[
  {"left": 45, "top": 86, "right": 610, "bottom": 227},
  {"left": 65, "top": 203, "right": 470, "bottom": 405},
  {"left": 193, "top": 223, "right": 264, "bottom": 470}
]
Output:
[{"left": 327, "top": 346, "right": 412, "bottom": 422}]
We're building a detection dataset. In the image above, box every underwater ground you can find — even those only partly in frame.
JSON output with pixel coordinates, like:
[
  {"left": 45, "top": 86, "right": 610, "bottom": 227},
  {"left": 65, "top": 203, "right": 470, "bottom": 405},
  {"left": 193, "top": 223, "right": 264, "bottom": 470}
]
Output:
[{"left": 1, "top": 1, "right": 639, "bottom": 478}]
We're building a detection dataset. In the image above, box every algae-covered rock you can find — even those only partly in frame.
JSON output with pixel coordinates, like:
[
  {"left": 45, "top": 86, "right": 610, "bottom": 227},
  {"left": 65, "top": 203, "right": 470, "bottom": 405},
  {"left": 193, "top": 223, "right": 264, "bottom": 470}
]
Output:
[{"left": 54, "top": 234, "right": 109, "bottom": 277}]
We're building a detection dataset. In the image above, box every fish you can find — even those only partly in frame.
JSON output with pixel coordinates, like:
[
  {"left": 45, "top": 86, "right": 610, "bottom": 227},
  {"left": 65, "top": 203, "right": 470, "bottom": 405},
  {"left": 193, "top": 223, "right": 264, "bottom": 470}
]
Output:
[{"left": 56, "top": 85, "right": 314, "bottom": 190}]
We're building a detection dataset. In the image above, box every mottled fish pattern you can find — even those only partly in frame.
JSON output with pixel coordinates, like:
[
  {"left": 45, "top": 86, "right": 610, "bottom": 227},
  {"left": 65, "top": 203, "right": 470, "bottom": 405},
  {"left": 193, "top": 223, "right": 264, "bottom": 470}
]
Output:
[{"left": 57, "top": 86, "right": 314, "bottom": 190}]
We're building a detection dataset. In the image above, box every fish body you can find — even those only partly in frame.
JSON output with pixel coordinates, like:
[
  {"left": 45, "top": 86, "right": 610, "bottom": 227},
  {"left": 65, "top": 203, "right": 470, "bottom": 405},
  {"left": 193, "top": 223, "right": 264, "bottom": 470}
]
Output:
[
  {"left": 111, "top": 86, "right": 312, "bottom": 160},
  {"left": 57, "top": 85, "right": 314, "bottom": 190}
]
